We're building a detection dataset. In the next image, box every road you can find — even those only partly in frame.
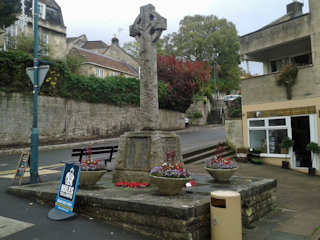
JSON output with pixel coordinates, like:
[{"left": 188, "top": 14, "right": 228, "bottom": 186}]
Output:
[{"left": 0, "top": 125, "right": 225, "bottom": 240}]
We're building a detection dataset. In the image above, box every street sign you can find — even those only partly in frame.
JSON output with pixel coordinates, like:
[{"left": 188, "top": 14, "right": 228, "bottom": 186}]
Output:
[
  {"left": 26, "top": 65, "right": 49, "bottom": 87},
  {"left": 48, "top": 163, "right": 80, "bottom": 221}
]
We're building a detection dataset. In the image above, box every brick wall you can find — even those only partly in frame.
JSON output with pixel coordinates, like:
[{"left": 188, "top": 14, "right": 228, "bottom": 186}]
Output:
[{"left": 0, "top": 92, "right": 184, "bottom": 147}]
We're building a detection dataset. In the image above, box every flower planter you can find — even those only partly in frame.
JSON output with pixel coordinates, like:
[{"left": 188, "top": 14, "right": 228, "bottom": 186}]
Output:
[
  {"left": 282, "top": 161, "right": 289, "bottom": 169},
  {"left": 204, "top": 167, "right": 239, "bottom": 182},
  {"left": 308, "top": 167, "right": 316, "bottom": 176},
  {"left": 150, "top": 175, "right": 190, "bottom": 195},
  {"left": 79, "top": 170, "right": 107, "bottom": 186}
]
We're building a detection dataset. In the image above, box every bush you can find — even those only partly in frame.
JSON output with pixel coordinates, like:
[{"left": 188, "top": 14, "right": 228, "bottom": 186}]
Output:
[
  {"left": 0, "top": 50, "right": 169, "bottom": 107},
  {"left": 227, "top": 97, "right": 242, "bottom": 118},
  {"left": 0, "top": 50, "right": 33, "bottom": 93}
]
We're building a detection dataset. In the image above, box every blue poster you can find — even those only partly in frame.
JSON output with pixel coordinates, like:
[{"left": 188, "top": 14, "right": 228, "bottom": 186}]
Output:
[{"left": 54, "top": 164, "right": 81, "bottom": 214}]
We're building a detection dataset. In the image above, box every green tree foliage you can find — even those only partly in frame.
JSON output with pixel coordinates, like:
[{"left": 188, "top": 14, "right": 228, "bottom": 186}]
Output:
[
  {"left": 0, "top": 50, "right": 33, "bottom": 92},
  {"left": 64, "top": 52, "right": 84, "bottom": 74},
  {"left": 0, "top": 0, "right": 21, "bottom": 33},
  {"left": 158, "top": 55, "right": 211, "bottom": 112},
  {"left": 122, "top": 41, "right": 140, "bottom": 59},
  {"left": 158, "top": 15, "right": 240, "bottom": 93},
  {"left": 226, "top": 97, "right": 242, "bottom": 118},
  {"left": 275, "top": 64, "right": 298, "bottom": 100}
]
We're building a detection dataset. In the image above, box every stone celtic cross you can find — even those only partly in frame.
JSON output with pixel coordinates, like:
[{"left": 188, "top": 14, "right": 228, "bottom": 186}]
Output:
[{"left": 130, "top": 4, "right": 167, "bottom": 130}]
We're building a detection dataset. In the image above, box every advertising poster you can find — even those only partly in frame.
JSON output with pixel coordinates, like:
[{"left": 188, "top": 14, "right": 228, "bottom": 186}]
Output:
[{"left": 54, "top": 164, "right": 81, "bottom": 215}]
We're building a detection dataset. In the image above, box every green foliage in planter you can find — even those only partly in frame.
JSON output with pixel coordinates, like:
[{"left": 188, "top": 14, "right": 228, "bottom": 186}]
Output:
[
  {"left": 280, "top": 136, "right": 295, "bottom": 149},
  {"left": 227, "top": 97, "right": 242, "bottom": 118},
  {"left": 307, "top": 142, "right": 320, "bottom": 153},
  {"left": 251, "top": 158, "right": 262, "bottom": 164},
  {"left": 275, "top": 64, "right": 298, "bottom": 100}
]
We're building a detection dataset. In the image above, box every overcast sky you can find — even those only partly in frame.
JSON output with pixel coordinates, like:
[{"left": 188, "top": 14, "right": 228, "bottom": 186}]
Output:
[{"left": 55, "top": 0, "right": 309, "bottom": 73}]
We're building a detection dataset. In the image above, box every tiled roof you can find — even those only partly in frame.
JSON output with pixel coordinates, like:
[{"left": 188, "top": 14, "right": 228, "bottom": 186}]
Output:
[
  {"left": 81, "top": 41, "right": 109, "bottom": 50},
  {"left": 74, "top": 47, "right": 139, "bottom": 77}
]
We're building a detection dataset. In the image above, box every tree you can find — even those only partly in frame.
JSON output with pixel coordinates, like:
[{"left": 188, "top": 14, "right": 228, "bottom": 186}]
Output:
[
  {"left": 0, "top": 0, "right": 21, "bottom": 34},
  {"left": 158, "top": 15, "right": 240, "bottom": 93},
  {"left": 275, "top": 64, "right": 298, "bottom": 100},
  {"left": 157, "top": 55, "right": 211, "bottom": 112},
  {"left": 122, "top": 41, "right": 140, "bottom": 59}
]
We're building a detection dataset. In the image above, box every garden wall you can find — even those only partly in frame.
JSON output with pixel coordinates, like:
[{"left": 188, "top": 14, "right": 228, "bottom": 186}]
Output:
[
  {"left": 225, "top": 118, "right": 244, "bottom": 149},
  {"left": 0, "top": 92, "right": 185, "bottom": 147}
]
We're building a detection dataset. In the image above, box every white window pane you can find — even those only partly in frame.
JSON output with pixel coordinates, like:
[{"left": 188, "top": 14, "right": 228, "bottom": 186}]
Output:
[
  {"left": 249, "top": 120, "right": 265, "bottom": 127},
  {"left": 269, "top": 119, "right": 286, "bottom": 126},
  {"left": 249, "top": 130, "right": 267, "bottom": 152},
  {"left": 268, "top": 129, "right": 288, "bottom": 154}
]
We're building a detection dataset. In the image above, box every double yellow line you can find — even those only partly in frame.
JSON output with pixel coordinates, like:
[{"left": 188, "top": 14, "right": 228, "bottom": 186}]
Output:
[{"left": 0, "top": 163, "right": 64, "bottom": 176}]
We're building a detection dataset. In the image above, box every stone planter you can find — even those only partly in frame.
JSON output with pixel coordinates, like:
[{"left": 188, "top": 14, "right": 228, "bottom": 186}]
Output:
[
  {"left": 150, "top": 175, "right": 190, "bottom": 195},
  {"left": 204, "top": 167, "right": 239, "bottom": 182},
  {"left": 79, "top": 171, "right": 107, "bottom": 186}
]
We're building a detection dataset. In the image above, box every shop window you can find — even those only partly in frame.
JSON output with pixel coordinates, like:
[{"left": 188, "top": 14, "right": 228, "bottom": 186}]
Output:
[
  {"left": 248, "top": 117, "right": 290, "bottom": 155},
  {"left": 249, "top": 120, "right": 265, "bottom": 127},
  {"left": 249, "top": 130, "right": 267, "bottom": 153},
  {"left": 268, "top": 129, "right": 287, "bottom": 154}
]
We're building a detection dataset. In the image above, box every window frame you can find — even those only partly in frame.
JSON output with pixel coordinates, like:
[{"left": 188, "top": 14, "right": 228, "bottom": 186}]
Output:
[
  {"left": 95, "top": 68, "right": 104, "bottom": 78},
  {"left": 248, "top": 116, "right": 291, "bottom": 157},
  {"left": 38, "top": 3, "right": 46, "bottom": 19},
  {"left": 4, "top": 25, "right": 18, "bottom": 50}
]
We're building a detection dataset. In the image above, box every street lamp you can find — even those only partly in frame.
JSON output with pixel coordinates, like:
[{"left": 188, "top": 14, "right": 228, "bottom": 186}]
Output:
[
  {"left": 30, "top": 0, "right": 39, "bottom": 184},
  {"left": 213, "top": 61, "right": 217, "bottom": 98}
]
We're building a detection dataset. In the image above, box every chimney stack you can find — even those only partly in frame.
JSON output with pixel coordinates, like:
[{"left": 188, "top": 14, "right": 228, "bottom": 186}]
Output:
[
  {"left": 287, "top": 0, "right": 304, "bottom": 17},
  {"left": 111, "top": 34, "right": 119, "bottom": 47}
]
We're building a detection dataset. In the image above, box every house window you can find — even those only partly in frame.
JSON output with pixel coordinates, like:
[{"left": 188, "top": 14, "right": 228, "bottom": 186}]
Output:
[
  {"left": 39, "top": 32, "right": 48, "bottom": 56},
  {"left": 4, "top": 25, "right": 17, "bottom": 50},
  {"left": 38, "top": 3, "right": 46, "bottom": 19},
  {"left": 95, "top": 68, "right": 104, "bottom": 78},
  {"left": 109, "top": 71, "right": 119, "bottom": 77},
  {"left": 248, "top": 117, "right": 289, "bottom": 154},
  {"left": 292, "top": 54, "right": 312, "bottom": 66}
]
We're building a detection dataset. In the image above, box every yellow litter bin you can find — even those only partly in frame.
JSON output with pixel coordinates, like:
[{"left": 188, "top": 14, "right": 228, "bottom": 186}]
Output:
[{"left": 210, "top": 190, "right": 242, "bottom": 240}]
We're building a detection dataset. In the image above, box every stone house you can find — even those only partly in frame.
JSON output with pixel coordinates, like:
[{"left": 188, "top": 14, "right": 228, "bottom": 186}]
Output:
[
  {"left": 0, "top": 0, "right": 67, "bottom": 59},
  {"left": 67, "top": 35, "right": 140, "bottom": 78},
  {"left": 71, "top": 47, "right": 139, "bottom": 79},
  {"left": 240, "top": 0, "right": 320, "bottom": 175}
]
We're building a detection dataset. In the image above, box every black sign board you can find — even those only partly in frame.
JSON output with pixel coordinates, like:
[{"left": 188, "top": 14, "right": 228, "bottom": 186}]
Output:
[{"left": 12, "top": 152, "right": 30, "bottom": 185}]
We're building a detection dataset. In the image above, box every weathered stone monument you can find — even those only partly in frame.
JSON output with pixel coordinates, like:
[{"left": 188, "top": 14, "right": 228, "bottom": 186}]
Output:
[{"left": 113, "top": 4, "right": 183, "bottom": 182}]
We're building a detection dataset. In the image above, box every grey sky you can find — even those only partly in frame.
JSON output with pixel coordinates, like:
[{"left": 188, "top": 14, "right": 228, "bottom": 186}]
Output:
[{"left": 56, "top": 0, "right": 309, "bottom": 73}]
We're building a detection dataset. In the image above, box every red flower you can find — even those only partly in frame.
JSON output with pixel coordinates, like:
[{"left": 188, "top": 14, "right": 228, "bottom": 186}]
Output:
[{"left": 115, "top": 182, "right": 149, "bottom": 188}]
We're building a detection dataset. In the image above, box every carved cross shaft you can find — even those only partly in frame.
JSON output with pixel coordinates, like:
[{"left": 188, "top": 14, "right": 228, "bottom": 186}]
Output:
[{"left": 130, "top": 4, "right": 167, "bottom": 130}]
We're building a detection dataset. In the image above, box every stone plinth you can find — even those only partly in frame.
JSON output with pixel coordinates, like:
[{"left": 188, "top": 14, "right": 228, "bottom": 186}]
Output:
[{"left": 113, "top": 131, "right": 182, "bottom": 183}]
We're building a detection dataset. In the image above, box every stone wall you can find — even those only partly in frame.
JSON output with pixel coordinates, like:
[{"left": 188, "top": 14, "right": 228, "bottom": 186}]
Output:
[
  {"left": 186, "top": 98, "right": 211, "bottom": 126},
  {"left": 225, "top": 119, "right": 244, "bottom": 149},
  {"left": 0, "top": 92, "right": 184, "bottom": 147}
]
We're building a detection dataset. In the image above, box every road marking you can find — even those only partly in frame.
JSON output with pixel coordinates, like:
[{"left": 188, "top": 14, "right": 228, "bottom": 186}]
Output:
[
  {"left": 0, "top": 169, "right": 60, "bottom": 179},
  {"left": 0, "top": 163, "right": 64, "bottom": 176},
  {"left": 0, "top": 216, "right": 34, "bottom": 238}
]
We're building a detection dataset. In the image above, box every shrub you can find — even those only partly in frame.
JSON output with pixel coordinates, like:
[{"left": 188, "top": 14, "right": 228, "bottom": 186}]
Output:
[{"left": 227, "top": 97, "right": 242, "bottom": 118}]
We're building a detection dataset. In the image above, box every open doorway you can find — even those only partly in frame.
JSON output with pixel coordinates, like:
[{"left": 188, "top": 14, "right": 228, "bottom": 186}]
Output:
[{"left": 291, "top": 116, "right": 312, "bottom": 168}]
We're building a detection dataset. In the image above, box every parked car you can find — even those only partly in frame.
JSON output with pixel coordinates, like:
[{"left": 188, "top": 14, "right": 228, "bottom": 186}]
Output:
[
  {"left": 223, "top": 95, "right": 241, "bottom": 102},
  {"left": 185, "top": 117, "right": 190, "bottom": 127}
]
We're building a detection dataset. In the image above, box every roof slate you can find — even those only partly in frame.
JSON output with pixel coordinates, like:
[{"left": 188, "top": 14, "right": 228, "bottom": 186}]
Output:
[
  {"left": 81, "top": 41, "right": 109, "bottom": 50},
  {"left": 74, "top": 47, "right": 139, "bottom": 77}
]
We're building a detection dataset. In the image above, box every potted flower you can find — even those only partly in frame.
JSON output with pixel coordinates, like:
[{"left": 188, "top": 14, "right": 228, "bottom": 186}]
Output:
[
  {"left": 149, "top": 151, "right": 190, "bottom": 195},
  {"left": 205, "top": 156, "right": 239, "bottom": 182},
  {"left": 280, "top": 136, "right": 294, "bottom": 169},
  {"left": 306, "top": 142, "right": 320, "bottom": 176},
  {"left": 74, "top": 147, "right": 107, "bottom": 186}
]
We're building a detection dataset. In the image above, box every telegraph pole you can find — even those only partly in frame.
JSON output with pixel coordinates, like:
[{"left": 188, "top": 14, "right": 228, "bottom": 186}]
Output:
[{"left": 30, "top": 0, "right": 39, "bottom": 184}]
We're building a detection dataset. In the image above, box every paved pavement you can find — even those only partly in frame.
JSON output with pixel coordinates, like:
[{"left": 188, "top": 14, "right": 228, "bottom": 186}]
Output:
[
  {"left": 187, "top": 160, "right": 320, "bottom": 240},
  {"left": 2, "top": 126, "right": 320, "bottom": 240}
]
